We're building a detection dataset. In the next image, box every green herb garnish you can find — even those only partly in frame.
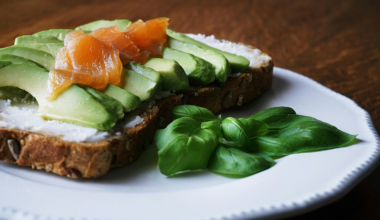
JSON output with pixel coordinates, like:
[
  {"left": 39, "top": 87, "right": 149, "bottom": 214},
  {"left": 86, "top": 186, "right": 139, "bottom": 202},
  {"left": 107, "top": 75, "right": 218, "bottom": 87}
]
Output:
[{"left": 154, "top": 106, "right": 357, "bottom": 177}]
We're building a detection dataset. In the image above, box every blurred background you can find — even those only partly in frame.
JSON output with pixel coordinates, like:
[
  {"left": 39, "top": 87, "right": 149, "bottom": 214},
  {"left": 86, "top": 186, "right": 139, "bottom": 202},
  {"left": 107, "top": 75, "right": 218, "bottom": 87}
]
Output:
[{"left": 0, "top": 0, "right": 379, "bottom": 219}]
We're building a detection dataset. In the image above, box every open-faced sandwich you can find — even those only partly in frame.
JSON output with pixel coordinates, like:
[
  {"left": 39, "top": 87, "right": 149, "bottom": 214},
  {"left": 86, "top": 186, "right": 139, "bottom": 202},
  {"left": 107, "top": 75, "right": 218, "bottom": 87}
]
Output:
[{"left": 0, "top": 18, "right": 273, "bottom": 178}]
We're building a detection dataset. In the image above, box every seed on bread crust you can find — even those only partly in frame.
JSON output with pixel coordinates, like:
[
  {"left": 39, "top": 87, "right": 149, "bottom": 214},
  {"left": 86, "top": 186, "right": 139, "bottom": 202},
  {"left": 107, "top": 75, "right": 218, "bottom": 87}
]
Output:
[
  {"left": 239, "top": 78, "right": 247, "bottom": 89},
  {"left": 222, "top": 91, "right": 233, "bottom": 109},
  {"left": 237, "top": 95, "right": 244, "bottom": 106},
  {"left": 67, "top": 168, "right": 82, "bottom": 178},
  {"left": 7, "top": 139, "right": 20, "bottom": 160},
  {"left": 246, "top": 73, "right": 253, "bottom": 82}
]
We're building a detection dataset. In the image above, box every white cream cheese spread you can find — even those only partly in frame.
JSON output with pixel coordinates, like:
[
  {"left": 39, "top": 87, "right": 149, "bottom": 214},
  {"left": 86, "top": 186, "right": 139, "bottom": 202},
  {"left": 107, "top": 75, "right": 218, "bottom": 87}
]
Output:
[
  {"left": 0, "top": 34, "right": 271, "bottom": 142},
  {"left": 0, "top": 100, "right": 109, "bottom": 142}
]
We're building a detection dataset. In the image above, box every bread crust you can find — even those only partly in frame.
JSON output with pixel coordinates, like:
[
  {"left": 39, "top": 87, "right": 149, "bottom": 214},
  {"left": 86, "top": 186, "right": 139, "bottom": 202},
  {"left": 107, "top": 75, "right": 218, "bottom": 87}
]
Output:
[{"left": 0, "top": 59, "right": 273, "bottom": 178}]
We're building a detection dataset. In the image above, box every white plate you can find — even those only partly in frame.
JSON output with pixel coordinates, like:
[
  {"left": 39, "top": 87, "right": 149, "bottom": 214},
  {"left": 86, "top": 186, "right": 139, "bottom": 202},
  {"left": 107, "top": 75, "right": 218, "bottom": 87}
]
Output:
[{"left": 0, "top": 67, "right": 379, "bottom": 220}]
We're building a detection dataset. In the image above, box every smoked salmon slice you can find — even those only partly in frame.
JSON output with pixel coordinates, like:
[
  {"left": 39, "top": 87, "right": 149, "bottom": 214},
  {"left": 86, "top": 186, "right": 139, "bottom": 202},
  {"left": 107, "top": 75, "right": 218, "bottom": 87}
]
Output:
[
  {"left": 124, "top": 18, "right": 169, "bottom": 57},
  {"left": 46, "top": 18, "right": 169, "bottom": 100},
  {"left": 47, "top": 30, "right": 122, "bottom": 100}
]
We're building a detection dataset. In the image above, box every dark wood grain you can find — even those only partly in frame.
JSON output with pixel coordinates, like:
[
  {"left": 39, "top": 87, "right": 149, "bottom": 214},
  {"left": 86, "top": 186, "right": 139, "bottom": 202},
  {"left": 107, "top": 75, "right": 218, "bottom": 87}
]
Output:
[{"left": 0, "top": 0, "right": 379, "bottom": 219}]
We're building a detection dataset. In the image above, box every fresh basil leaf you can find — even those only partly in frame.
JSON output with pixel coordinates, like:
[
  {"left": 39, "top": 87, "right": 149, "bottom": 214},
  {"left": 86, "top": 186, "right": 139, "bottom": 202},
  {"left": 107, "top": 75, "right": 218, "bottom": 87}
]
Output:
[
  {"left": 239, "top": 118, "right": 268, "bottom": 138},
  {"left": 250, "top": 115, "right": 357, "bottom": 158},
  {"left": 221, "top": 117, "right": 250, "bottom": 148},
  {"left": 201, "top": 116, "right": 222, "bottom": 137},
  {"left": 219, "top": 137, "right": 239, "bottom": 148},
  {"left": 265, "top": 113, "right": 317, "bottom": 130},
  {"left": 208, "top": 145, "right": 275, "bottom": 177},
  {"left": 171, "top": 105, "right": 215, "bottom": 122},
  {"left": 154, "top": 117, "right": 219, "bottom": 176},
  {"left": 249, "top": 106, "right": 296, "bottom": 124}
]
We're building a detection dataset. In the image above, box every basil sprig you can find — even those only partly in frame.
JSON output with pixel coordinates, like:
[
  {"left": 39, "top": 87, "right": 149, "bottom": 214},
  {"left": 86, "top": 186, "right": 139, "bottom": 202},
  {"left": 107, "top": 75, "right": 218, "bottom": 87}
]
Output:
[{"left": 154, "top": 105, "right": 357, "bottom": 177}]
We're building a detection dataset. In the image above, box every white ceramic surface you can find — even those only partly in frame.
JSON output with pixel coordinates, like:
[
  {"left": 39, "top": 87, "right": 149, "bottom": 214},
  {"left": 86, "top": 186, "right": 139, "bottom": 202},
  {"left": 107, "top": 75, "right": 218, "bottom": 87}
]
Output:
[{"left": 0, "top": 67, "right": 379, "bottom": 220}]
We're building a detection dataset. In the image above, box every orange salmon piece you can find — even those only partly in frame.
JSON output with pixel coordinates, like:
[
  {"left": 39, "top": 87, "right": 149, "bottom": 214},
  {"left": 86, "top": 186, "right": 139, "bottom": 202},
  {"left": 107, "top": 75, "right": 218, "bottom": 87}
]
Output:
[
  {"left": 46, "top": 69, "right": 73, "bottom": 100},
  {"left": 48, "top": 30, "right": 123, "bottom": 99},
  {"left": 90, "top": 26, "right": 146, "bottom": 64},
  {"left": 124, "top": 18, "right": 169, "bottom": 57},
  {"left": 67, "top": 34, "right": 122, "bottom": 89},
  {"left": 64, "top": 30, "right": 85, "bottom": 46}
]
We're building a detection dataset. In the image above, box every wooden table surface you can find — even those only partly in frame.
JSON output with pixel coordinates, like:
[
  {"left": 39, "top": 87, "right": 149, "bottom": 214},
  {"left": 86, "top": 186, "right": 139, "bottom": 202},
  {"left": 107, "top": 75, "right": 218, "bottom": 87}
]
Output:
[{"left": 0, "top": 0, "right": 379, "bottom": 219}]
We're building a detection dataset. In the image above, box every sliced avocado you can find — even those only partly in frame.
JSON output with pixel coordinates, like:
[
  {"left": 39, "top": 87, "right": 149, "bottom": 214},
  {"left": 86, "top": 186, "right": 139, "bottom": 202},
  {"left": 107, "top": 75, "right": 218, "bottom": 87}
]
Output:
[
  {"left": 0, "top": 60, "right": 12, "bottom": 68},
  {"left": 167, "top": 29, "right": 250, "bottom": 73},
  {"left": 0, "top": 56, "right": 40, "bottom": 103},
  {"left": 33, "top": 29, "right": 91, "bottom": 41},
  {"left": 0, "top": 64, "right": 18, "bottom": 103},
  {"left": 15, "top": 35, "right": 62, "bottom": 45},
  {"left": 33, "top": 29, "right": 73, "bottom": 41},
  {"left": 0, "top": 46, "right": 55, "bottom": 70},
  {"left": 144, "top": 58, "right": 189, "bottom": 91},
  {"left": 124, "top": 62, "right": 162, "bottom": 100},
  {"left": 120, "top": 68, "right": 161, "bottom": 101},
  {"left": 167, "top": 37, "right": 230, "bottom": 83},
  {"left": 20, "top": 43, "right": 64, "bottom": 57},
  {"left": 85, "top": 87, "right": 124, "bottom": 119},
  {"left": 162, "top": 47, "right": 215, "bottom": 85},
  {"left": 0, "top": 86, "right": 36, "bottom": 103},
  {"left": 103, "top": 84, "right": 140, "bottom": 112},
  {"left": 75, "top": 19, "right": 132, "bottom": 32},
  {"left": 126, "top": 61, "right": 163, "bottom": 83},
  {"left": 0, "top": 63, "right": 118, "bottom": 130},
  {"left": 0, "top": 54, "right": 39, "bottom": 67}
]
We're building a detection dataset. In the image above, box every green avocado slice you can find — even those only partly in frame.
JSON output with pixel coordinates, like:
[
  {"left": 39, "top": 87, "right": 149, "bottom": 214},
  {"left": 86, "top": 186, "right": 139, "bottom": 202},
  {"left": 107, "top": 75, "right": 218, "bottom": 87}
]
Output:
[
  {"left": 102, "top": 84, "right": 141, "bottom": 112},
  {"left": 124, "top": 62, "right": 163, "bottom": 100},
  {"left": 0, "top": 86, "right": 36, "bottom": 104},
  {"left": 162, "top": 47, "right": 215, "bottom": 85},
  {"left": 0, "top": 57, "right": 37, "bottom": 103},
  {"left": 84, "top": 87, "right": 124, "bottom": 120},
  {"left": 20, "top": 43, "right": 64, "bottom": 57},
  {"left": 33, "top": 29, "right": 73, "bottom": 41},
  {"left": 0, "top": 54, "right": 39, "bottom": 67},
  {"left": 0, "top": 60, "right": 11, "bottom": 68},
  {"left": 33, "top": 29, "right": 91, "bottom": 40},
  {"left": 167, "top": 37, "right": 230, "bottom": 83},
  {"left": 75, "top": 19, "right": 132, "bottom": 32},
  {"left": 0, "top": 63, "right": 118, "bottom": 130},
  {"left": 0, "top": 46, "right": 55, "bottom": 70},
  {"left": 14, "top": 35, "right": 62, "bottom": 45},
  {"left": 120, "top": 68, "right": 161, "bottom": 101},
  {"left": 126, "top": 61, "right": 163, "bottom": 83},
  {"left": 167, "top": 29, "right": 250, "bottom": 73},
  {"left": 144, "top": 58, "right": 189, "bottom": 91}
]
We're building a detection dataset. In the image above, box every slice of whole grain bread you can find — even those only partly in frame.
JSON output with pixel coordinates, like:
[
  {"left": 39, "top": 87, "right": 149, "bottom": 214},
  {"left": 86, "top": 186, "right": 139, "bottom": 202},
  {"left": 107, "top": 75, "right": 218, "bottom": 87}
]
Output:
[{"left": 0, "top": 55, "right": 273, "bottom": 178}]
